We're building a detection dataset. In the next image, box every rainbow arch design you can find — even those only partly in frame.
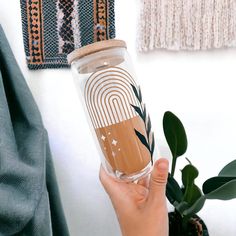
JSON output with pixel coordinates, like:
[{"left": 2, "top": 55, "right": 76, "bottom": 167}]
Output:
[{"left": 84, "top": 67, "right": 139, "bottom": 128}]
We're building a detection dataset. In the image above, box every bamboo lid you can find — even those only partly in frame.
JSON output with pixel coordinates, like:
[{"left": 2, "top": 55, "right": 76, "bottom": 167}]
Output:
[{"left": 67, "top": 39, "right": 127, "bottom": 64}]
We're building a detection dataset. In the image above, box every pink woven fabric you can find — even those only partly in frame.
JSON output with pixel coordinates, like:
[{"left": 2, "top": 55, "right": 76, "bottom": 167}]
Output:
[{"left": 139, "top": 0, "right": 236, "bottom": 51}]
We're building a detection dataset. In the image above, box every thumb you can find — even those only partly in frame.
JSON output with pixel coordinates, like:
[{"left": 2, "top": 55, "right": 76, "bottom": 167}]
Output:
[{"left": 148, "top": 158, "right": 169, "bottom": 205}]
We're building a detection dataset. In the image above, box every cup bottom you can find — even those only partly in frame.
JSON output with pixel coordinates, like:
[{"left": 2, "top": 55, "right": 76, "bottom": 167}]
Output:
[{"left": 107, "top": 161, "right": 153, "bottom": 182}]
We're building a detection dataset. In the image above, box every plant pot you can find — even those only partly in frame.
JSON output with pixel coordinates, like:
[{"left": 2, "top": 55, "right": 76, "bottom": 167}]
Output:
[{"left": 169, "top": 212, "right": 209, "bottom": 236}]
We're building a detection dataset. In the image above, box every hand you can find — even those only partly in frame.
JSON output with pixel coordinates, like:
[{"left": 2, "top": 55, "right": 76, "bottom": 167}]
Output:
[{"left": 99, "top": 158, "right": 169, "bottom": 236}]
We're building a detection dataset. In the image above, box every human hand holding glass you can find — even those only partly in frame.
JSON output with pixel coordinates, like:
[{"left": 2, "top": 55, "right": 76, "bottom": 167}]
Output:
[{"left": 99, "top": 158, "right": 169, "bottom": 236}]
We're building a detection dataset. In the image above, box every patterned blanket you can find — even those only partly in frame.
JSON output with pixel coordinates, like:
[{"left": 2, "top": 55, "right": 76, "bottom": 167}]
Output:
[{"left": 20, "top": 0, "right": 115, "bottom": 69}]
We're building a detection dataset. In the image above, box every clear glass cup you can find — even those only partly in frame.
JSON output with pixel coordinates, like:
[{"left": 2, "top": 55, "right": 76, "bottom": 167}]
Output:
[{"left": 68, "top": 40, "right": 155, "bottom": 181}]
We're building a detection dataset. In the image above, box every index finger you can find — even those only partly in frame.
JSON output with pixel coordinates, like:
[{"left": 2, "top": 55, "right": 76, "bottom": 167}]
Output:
[{"left": 99, "top": 165, "right": 122, "bottom": 197}]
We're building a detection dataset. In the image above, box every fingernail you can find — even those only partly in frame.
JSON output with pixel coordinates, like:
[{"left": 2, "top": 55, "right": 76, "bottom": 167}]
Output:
[{"left": 156, "top": 159, "right": 169, "bottom": 170}]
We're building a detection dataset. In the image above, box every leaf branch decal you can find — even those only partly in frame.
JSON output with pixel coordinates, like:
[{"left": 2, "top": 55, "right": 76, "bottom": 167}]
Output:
[
  {"left": 130, "top": 84, "right": 140, "bottom": 102},
  {"left": 130, "top": 83, "right": 155, "bottom": 165},
  {"left": 143, "top": 104, "right": 147, "bottom": 122},
  {"left": 138, "top": 86, "right": 142, "bottom": 103},
  {"left": 150, "top": 132, "right": 155, "bottom": 157},
  {"left": 130, "top": 105, "right": 144, "bottom": 121},
  {"left": 134, "top": 129, "right": 150, "bottom": 151},
  {"left": 147, "top": 115, "right": 152, "bottom": 142}
]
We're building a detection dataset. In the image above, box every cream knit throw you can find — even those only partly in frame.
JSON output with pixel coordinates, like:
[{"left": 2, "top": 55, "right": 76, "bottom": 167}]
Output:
[{"left": 139, "top": 0, "right": 236, "bottom": 51}]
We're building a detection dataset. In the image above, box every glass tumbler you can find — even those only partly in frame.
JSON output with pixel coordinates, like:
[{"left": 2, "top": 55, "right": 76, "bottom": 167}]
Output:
[{"left": 68, "top": 40, "right": 155, "bottom": 181}]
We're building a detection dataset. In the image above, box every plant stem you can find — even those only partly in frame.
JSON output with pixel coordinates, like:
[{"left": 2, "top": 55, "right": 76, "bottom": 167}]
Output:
[
  {"left": 182, "top": 216, "right": 189, "bottom": 232},
  {"left": 171, "top": 157, "right": 176, "bottom": 177},
  {"left": 170, "top": 139, "right": 178, "bottom": 177}
]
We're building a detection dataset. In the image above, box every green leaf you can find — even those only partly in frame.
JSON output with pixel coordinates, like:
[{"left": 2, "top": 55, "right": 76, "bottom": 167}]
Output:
[
  {"left": 204, "top": 179, "right": 236, "bottom": 200},
  {"left": 134, "top": 129, "right": 150, "bottom": 152},
  {"left": 182, "top": 164, "right": 202, "bottom": 206},
  {"left": 203, "top": 176, "right": 236, "bottom": 195},
  {"left": 163, "top": 111, "right": 188, "bottom": 177},
  {"left": 203, "top": 160, "right": 236, "bottom": 197},
  {"left": 131, "top": 104, "right": 143, "bottom": 120},
  {"left": 182, "top": 195, "right": 206, "bottom": 218},
  {"left": 166, "top": 174, "right": 183, "bottom": 205},
  {"left": 182, "top": 164, "right": 198, "bottom": 187},
  {"left": 186, "top": 185, "right": 202, "bottom": 206},
  {"left": 219, "top": 159, "right": 236, "bottom": 177}
]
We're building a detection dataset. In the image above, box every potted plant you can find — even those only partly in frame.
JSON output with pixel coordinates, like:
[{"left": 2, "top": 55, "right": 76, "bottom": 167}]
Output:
[{"left": 163, "top": 111, "right": 236, "bottom": 236}]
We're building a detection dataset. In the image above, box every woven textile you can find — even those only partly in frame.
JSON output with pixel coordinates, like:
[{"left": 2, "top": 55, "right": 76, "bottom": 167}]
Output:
[
  {"left": 139, "top": 0, "right": 236, "bottom": 51},
  {"left": 20, "top": 0, "right": 115, "bottom": 69}
]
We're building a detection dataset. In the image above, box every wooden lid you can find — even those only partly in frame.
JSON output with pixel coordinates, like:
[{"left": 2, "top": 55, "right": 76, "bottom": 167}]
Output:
[{"left": 67, "top": 39, "right": 127, "bottom": 64}]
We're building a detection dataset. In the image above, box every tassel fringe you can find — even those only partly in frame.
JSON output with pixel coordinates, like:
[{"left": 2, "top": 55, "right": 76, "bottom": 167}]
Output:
[{"left": 139, "top": 0, "right": 236, "bottom": 51}]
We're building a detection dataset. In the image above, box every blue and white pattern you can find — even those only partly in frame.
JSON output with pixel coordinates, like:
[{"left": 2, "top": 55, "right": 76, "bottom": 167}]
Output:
[{"left": 20, "top": 0, "right": 116, "bottom": 70}]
